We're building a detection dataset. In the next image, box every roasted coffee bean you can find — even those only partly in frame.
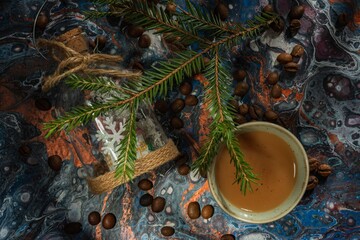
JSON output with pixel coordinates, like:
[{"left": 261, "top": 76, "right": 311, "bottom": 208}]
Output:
[
  {"left": 271, "top": 84, "right": 282, "bottom": 99},
  {"left": 289, "top": 5, "right": 305, "bottom": 19},
  {"left": 187, "top": 202, "right": 200, "bottom": 219},
  {"left": 151, "top": 197, "right": 166, "bottom": 213},
  {"left": 185, "top": 95, "right": 198, "bottom": 106},
  {"left": 138, "top": 179, "right": 153, "bottom": 190},
  {"left": 336, "top": 13, "right": 349, "bottom": 29},
  {"left": 306, "top": 175, "right": 319, "bottom": 190},
  {"left": 234, "top": 81, "right": 249, "bottom": 97},
  {"left": 102, "top": 213, "right": 116, "bottom": 229},
  {"left": 264, "top": 110, "right": 278, "bottom": 121},
  {"left": 234, "top": 114, "right": 247, "bottom": 125},
  {"left": 48, "top": 155, "right": 62, "bottom": 171},
  {"left": 214, "top": 3, "right": 229, "bottom": 21},
  {"left": 138, "top": 34, "right": 151, "bottom": 48},
  {"left": 161, "top": 226, "right": 175, "bottom": 236},
  {"left": 289, "top": 19, "right": 301, "bottom": 36},
  {"left": 127, "top": 25, "right": 145, "bottom": 38},
  {"left": 291, "top": 44, "right": 305, "bottom": 58},
  {"left": 308, "top": 158, "right": 320, "bottom": 172},
  {"left": 238, "top": 104, "right": 249, "bottom": 115},
  {"left": 201, "top": 205, "right": 214, "bottom": 219},
  {"left": 284, "top": 62, "right": 299, "bottom": 73},
  {"left": 95, "top": 35, "right": 107, "bottom": 51},
  {"left": 270, "top": 18, "right": 285, "bottom": 32},
  {"left": 64, "top": 222, "right": 82, "bottom": 234},
  {"left": 177, "top": 163, "right": 190, "bottom": 175},
  {"left": 203, "top": 56, "right": 211, "bottom": 65},
  {"left": 171, "top": 98, "right": 185, "bottom": 112},
  {"left": 154, "top": 99, "right": 168, "bottom": 113},
  {"left": 221, "top": 234, "right": 236, "bottom": 240},
  {"left": 170, "top": 117, "right": 184, "bottom": 129},
  {"left": 132, "top": 61, "right": 144, "bottom": 72},
  {"left": 166, "top": 2, "right": 177, "bottom": 14},
  {"left": 229, "top": 99, "right": 239, "bottom": 111},
  {"left": 249, "top": 105, "right": 264, "bottom": 120},
  {"left": 140, "top": 193, "right": 153, "bottom": 206},
  {"left": 267, "top": 72, "right": 279, "bottom": 85},
  {"left": 318, "top": 164, "right": 332, "bottom": 177},
  {"left": 263, "top": 4, "right": 274, "bottom": 13},
  {"left": 35, "top": 97, "right": 52, "bottom": 111},
  {"left": 19, "top": 144, "right": 31, "bottom": 156},
  {"left": 233, "top": 70, "right": 246, "bottom": 81},
  {"left": 88, "top": 211, "right": 101, "bottom": 225},
  {"left": 179, "top": 81, "right": 192, "bottom": 95},
  {"left": 276, "top": 53, "right": 293, "bottom": 64},
  {"left": 36, "top": 14, "right": 49, "bottom": 30}
]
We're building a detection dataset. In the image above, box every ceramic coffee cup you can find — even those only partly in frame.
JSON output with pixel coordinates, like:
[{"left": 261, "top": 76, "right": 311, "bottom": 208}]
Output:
[{"left": 207, "top": 122, "right": 309, "bottom": 223}]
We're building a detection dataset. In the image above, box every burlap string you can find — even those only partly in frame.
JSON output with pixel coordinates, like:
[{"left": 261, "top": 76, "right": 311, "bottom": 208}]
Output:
[
  {"left": 87, "top": 139, "right": 180, "bottom": 194},
  {"left": 37, "top": 39, "right": 141, "bottom": 92}
]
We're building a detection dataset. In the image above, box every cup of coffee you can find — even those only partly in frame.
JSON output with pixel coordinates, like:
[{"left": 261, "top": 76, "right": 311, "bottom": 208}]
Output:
[{"left": 208, "top": 122, "right": 309, "bottom": 223}]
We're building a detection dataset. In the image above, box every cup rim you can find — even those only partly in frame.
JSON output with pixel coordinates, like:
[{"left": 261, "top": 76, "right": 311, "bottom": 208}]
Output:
[{"left": 207, "top": 121, "right": 309, "bottom": 224}]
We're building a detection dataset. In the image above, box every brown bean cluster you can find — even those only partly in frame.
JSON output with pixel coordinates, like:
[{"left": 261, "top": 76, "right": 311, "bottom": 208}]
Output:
[{"left": 306, "top": 158, "right": 333, "bottom": 191}]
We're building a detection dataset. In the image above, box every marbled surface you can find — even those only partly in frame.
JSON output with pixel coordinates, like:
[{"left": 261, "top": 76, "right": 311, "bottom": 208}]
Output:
[{"left": 0, "top": 0, "right": 359, "bottom": 239}]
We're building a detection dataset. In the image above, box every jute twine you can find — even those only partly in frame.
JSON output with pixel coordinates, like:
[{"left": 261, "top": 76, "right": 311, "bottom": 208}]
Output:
[
  {"left": 37, "top": 38, "right": 141, "bottom": 92},
  {"left": 88, "top": 139, "right": 180, "bottom": 194}
]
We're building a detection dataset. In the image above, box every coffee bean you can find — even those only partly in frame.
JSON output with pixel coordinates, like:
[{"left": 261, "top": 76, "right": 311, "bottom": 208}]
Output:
[
  {"left": 203, "top": 56, "right": 210, "bottom": 65},
  {"left": 270, "top": 18, "right": 285, "bottom": 32},
  {"left": 35, "top": 97, "right": 52, "bottom": 111},
  {"left": 138, "top": 34, "right": 151, "bottom": 48},
  {"left": 336, "top": 13, "right": 349, "bottom": 29},
  {"left": 187, "top": 201, "right": 200, "bottom": 219},
  {"left": 238, "top": 104, "right": 249, "bottom": 115},
  {"left": 154, "top": 99, "right": 168, "bottom": 113},
  {"left": 171, "top": 98, "right": 185, "bottom": 112},
  {"left": 221, "top": 234, "right": 236, "bottom": 240},
  {"left": 102, "top": 213, "right": 116, "bottom": 229},
  {"left": 95, "top": 35, "right": 107, "bottom": 51},
  {"left": 140, "top": 193, "right": 153, "bottom": 206},
  {"left": 276, "top": 53, "right": 293, "bottom": 64},
  {"left": 233, "top": 70, "right": 246, "bottom": 81},
  {"left": 179, "top": 81, "right": 192, "bottom": 95},
  {"left": 284, "top": 62, "right": 299, "bottom": 73},
  {"left": 166, "top": 2, "right": 177, "bottom": 14},
  {"left": 19, "top": 144, "right": 31, "bottom": 156},
  {"left": 234, "top": 81, "right": 249, "bottom": 97},
  {"left": 138, "top": 179, "right": 153, "bottom": 190},
  {"left": 306, "top": 175, "right": 318, "bottom": 190},
  {"left": 249, "top": 105, "right": 264, "bottom": 120},
  {"left": 271, "top": 84, "right": 282, "bottom": 99},
  {"left": 289, "top": 5, "right": 305, "bottom": 20},
  {"left": 177, "top": 163, "right": 190, "bottom": 175},
  {"left": 318, "top": 164, "right": 332, "bottom": 177},
  {"left": 36, "top": 14, "right": 49, "bottom": 30},
  {"left": 88, "top": 211, "right": 101, "bottom": 225},
  {"left": 263, "top": 4, "right": 274, "bottom": 14},
  {"left": 291, "top": 44, "right": 304, "bottom": 58},
  {"left": 201, "top": 205, "right": 214, "bottom": 219},
  {"left": 185, "top": 95, "right": 198, "bottom": 106},
  {"left": 234, "top": 114, "right": 246, "bottom": 125},
  {"left": 308, "top": 158, "right": 320, "bottom": 172},
  {"left": 214, "top": 3, "right": 229, "bottom": 21},
  {"left": 151, "top": 197, "right": 166, "bottom": 213},
  {"left": 132, "top": 61, "right": 144, "bottom": 72},
  {"left": 64, "top": 222, "right": 82, "bottom": 234},
  {"left": 127, "top": 25, "right": 145, "bottom": 38},
  {"left": 48, "top": 155, "right": 62, "bottom": 171},
  {"left": 228, "top": 99, "right": 239, "bottom": 111},
  {"left": 289, "top": 19, "right": 301, "bottom": 36},
  {"left": 161, "top": 226, "right": 175, "bottom": 236},
  {"left": 170, "top": 117, "right": 184, "bottom": 129},
  {"left": 266, "top": 71, "right": 278, "bottom": 85},
  {"left": 264, "top": 110, "right": 278, "bottom": 121}
]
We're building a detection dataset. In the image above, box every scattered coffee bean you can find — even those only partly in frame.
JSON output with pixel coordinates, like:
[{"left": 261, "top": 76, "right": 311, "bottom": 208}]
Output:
[
  {"left": 132, "top": 61, "right": 144, "bottom": 72},
  {"left": 249, "top": 105, "right": 264, "bottom": 120},
  {"left": 187, "top": 201, "right": 201, "bottom": 219},
  {"left": 336, "top": 13, "right": 349, "bottom": 29},
  {"left": 166, "top": 2, "right": 177, "bottom": 14},
  {"left": 35, "top": 97, "right": 52, "bottom": 111},
  {"left": 318, "top": 164, "right": 332, "bottom": 177},
  {"left": 271, "top": 84, "right": 282, "bottom": 99},
  {"left": 291, "top": 44, "right": 305, "bottom": 58},
  {"left": 48, "top": 155, "right": 62, "bottom": 171},
  {"left": 95, "top": 35, "right": 107, "bottom": 51},
  {"left": 177, "top": 163, "right": 190, "bottom": 175},
  {"left": 265, "top": 110, "right": 278, "bottom": 121},
  {"left": 36, "top": 13, "right": 49, "bottom": 30},
  {"left": 233, "top": 69, "right": 246, "bottom": 81},
  {"left": 214, "top": 3, "right": 229, "bottom": 21},
  {"left": 221, "top": 234, "right": 236, "bottom": 240},
  {"left": 238, "top": 104, "right": 249, "bottom": 115},
  {"left": 127, "top": 25, "right": 145, "bottom": 38},
  {"left": 276, "top": 53, "right": 293, "bottom": 64},
  {"left": 140, "top": 193, "right": 153, "bottom": 206},
  {"left": 270, "top": 18, "right": 285, "bottom": 32},
  {"left": 234, "top": 81, "right": 249, "bottom": 97},
  {"left": 151, "top": 197, "right": 166, "bottom": 213},
  {"left": 234, "top": 114, "right": 247, "bottom": 125},
  {"left": 138, "top": 179, "right": 153, "bottom": 190},
  {"left": 284, "top": 62, "right": 299, "bottom": 73},
  {"left": 161, "top": 226, "right": 175, "bottom": 236},
  {"left": 229, "top": 99, "right": 239, "bottom": 111},
  {"left": 289, "top": 5, "right": 305, "bottom": 20},
  {"left": 267, "top": 72, "right": 279, "bottom": 85},
  {"left": 201, "top": 205, "right": 214, "bottom": 219},
  {"left": 289, "top": 19, "right": 301, "bottom": 36},
  {"left": 263, "top": 4, "right": 274, "bottom": 14},
  {"left": 102, "top": 213, "right": 116, "bottom": 229},
  {"left": 18, "top": 144, "right": 31, "bottom": 156},
  {"left": 88, "top": 211, "right": 101, "bottom": 225},
  {"left": 185, "top": 95, "right": 198, "bottom": 106},
  {"left": 170, "top": 117, "right": 184, "bottom": 129},
  {"left": 138, "top": 34, "right": 151, "bottom": 48},
  {"left": 203, "top": 56, "right": 211, "bottom": 65},
  {"left": 175, "top": 154, "right": 187, "bottom": 166},
  {"left": 179, "top": 81, "right": 192, "bottom": 95},
  {"left": 171, "top": 98, "right": 185, "bottom": 113},
  {"left": 308, "top": 158, "right": 320, "bottom": 172},
  {"left": 306, "top": 175, "right": 319, "bottom": 190},
  {"left": 64, "top": 222, "right": 82, "bottom": 234},
  {"left": 154, "top": 99, "right": 168, "bottom": 113}
]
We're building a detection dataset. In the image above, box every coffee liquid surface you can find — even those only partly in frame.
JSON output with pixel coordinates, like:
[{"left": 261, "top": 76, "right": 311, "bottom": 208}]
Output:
[{"left": 215, "top": 131, "right": 296, "bottom": 212}]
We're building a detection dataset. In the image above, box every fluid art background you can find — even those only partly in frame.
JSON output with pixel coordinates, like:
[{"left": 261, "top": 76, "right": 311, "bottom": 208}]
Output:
[{"left": 0, "top": 0, "right": 359, "bottom": 239}]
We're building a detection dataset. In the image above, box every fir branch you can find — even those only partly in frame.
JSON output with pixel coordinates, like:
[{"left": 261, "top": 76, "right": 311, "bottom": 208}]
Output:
[{"left": 65, "top": 74, "right": 123, "bottom": 93}]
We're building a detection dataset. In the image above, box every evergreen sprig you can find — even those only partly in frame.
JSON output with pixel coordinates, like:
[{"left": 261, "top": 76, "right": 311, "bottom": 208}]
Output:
[{"left": 45, "top": 0, "right": 279, "bottom": 194}]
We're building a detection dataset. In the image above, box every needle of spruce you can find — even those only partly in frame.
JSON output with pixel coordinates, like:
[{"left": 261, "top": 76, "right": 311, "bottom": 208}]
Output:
[{"left": 44, "top": 0, "right": 278, "bottom": 193}]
